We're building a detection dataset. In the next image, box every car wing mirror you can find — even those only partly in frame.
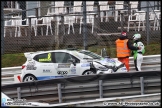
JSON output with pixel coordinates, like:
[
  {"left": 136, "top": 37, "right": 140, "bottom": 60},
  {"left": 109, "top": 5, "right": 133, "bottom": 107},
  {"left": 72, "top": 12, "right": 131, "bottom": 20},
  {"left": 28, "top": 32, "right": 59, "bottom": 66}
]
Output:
[{"left": 68, "top": 59, "right": 76, "bottom": 66}]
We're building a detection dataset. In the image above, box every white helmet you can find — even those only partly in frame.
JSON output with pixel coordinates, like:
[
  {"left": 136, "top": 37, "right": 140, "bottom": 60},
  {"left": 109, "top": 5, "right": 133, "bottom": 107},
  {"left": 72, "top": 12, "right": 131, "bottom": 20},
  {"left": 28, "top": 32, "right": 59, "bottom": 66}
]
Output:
[{"left": 133, "top": 33, "right": 141, "bottom": 40}]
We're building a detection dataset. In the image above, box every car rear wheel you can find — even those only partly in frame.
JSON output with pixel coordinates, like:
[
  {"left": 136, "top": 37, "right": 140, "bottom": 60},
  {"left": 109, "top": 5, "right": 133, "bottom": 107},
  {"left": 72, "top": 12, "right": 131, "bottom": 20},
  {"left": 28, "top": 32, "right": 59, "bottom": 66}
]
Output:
[
  {"left": 82, "top": 70, "right": 95, "bottom": 75},
  {"left": 23, "top": 75, "right": 37, "bottom": 82}
]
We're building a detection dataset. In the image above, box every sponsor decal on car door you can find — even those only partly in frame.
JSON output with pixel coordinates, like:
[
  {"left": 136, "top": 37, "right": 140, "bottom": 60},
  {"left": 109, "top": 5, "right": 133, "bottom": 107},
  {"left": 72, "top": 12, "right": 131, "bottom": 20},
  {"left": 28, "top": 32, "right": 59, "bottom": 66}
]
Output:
[
  {"left": 56, "top": 63, "right": 71, "bottom": 76},
  {"left": 56, "top": 63, "right": 83, "bottom": 77}
]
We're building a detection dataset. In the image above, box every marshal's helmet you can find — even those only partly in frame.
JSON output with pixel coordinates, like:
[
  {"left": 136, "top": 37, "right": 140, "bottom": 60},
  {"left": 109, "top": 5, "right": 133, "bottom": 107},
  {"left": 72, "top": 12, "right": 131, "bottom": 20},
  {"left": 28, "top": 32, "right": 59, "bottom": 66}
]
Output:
[
  {"left": 121, "top": 32, "right": 127, "bottom": 36},
  {"left": 133, "top": 33, "right": 141, "bottom": 40}
]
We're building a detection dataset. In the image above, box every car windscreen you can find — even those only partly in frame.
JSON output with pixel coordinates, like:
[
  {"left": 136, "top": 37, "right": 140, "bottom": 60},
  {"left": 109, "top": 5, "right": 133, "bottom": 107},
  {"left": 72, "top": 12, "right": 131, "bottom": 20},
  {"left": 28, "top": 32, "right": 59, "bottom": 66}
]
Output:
[{"left": 79, "top": 51, "right": 102, "bottom": 59}]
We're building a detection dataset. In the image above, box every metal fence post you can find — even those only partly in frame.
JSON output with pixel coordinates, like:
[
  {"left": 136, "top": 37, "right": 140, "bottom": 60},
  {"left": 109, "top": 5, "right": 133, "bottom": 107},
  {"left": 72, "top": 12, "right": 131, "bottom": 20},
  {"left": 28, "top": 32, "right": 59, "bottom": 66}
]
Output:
[
  {"left": 140, "top": 77, "right": 144, "bottom": 95},
  {"left": 83, "top": 1, "right": 87, "bottom": 50},
  {"left": 120, "top": 11, "right": 124, "bottom": 32},
  {"left": 60, "top": 15, "right": 64, "bottom": 44},
  {"left": 128, "top": 3, "right": 131, "bottom": 18},
  {"left": 17, "top": 87, "right": 21, "bottom": 99},
  {"left": 57, "top": 83, "right": 62, "bottom": 103},
  {"left": 146, "top": 1, "right": 150, "bottom": 45},
  {"left": 157, "top": 1, "right": 160, "bottom": 10},
  {"left": 94, "top": 4, "right": 100, "bottom": 44},
  {"left": 99, "top": 80, "right": 103, "bottom": 98},
  {"left": 55, "top": 15, "right": 59, "bottom": 49},
  {"left": 35, "top": 8, "right": 38, "bottom": 18},
  {"left": 28, "top": 17, "right": 31, "bottom": 45},
  {"left": 97, "top": 3, "right": 101, "bottom": 22},
  {"left": 1, "top": 1, "right": 4, "bottom": 55}
]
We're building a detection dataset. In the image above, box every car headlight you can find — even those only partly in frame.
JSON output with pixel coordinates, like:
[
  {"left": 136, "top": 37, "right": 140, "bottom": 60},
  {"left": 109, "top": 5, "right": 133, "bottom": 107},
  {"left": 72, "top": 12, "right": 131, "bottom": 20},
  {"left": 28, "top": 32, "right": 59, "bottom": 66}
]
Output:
[{"left": 93, "top": 61, "right": 108, "bottom": 71}]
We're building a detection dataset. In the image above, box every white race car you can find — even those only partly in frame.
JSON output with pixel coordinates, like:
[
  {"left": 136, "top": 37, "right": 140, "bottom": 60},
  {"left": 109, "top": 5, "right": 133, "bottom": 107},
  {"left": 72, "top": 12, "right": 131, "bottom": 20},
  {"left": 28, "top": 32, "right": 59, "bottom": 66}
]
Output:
[{"left": 20, "top": 49, "right": 127, "bottom": 82}]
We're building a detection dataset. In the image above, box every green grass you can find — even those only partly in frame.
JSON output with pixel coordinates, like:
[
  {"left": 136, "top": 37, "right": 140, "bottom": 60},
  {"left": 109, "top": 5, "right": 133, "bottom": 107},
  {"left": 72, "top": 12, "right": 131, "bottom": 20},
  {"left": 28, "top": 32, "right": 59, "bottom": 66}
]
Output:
[
  {"left": 2, "top": 53, "right": 26, "bottom": 68},
  {"left": 1, "top": 44, "right": 161, "bottom": 68}
]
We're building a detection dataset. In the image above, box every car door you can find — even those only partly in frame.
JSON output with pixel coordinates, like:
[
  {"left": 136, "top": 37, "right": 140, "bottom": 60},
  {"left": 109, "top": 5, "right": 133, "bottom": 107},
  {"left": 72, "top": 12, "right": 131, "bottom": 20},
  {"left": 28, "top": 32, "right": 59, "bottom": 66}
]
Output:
[
  {"left": 33, "top": 52, "right": 57, "bottom": 80},
  {"left": 53, "top": 52, "right": 81, "bottom": 77}
]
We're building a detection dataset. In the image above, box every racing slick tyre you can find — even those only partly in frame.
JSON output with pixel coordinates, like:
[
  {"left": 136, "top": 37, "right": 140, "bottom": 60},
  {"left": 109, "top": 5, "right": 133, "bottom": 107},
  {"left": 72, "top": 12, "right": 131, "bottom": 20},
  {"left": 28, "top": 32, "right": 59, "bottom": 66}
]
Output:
[
  {"left": 23, "top": 74, "right": 37, "bottom": 82},
  {"left": 82, "top": 70, "right": 95, "bottom": 75}
]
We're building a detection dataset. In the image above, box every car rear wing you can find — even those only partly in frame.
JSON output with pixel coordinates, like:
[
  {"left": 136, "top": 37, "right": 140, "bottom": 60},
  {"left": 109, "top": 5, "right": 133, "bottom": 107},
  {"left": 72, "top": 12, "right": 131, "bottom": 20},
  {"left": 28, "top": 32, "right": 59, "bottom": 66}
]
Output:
[
  {"left": 24, "top": 51, "right": 44, "bottom": 61},
  {"left": 24, "top": 52, "right": 34, "bottom": 61}
]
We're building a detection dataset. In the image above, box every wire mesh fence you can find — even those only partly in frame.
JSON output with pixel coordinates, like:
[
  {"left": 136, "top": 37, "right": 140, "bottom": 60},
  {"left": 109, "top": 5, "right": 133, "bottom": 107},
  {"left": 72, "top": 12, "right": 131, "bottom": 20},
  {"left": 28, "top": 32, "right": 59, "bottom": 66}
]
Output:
[{"left": 1, "top": 1, "right": 161, "bottom": 56}]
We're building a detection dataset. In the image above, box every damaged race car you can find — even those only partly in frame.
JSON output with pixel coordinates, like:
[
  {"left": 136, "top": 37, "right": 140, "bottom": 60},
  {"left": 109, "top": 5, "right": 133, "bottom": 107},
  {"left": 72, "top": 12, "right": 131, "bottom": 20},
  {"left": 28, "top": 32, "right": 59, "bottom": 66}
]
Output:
[{"left": 20, "top": 48, "right": 127, "bottom": 82}]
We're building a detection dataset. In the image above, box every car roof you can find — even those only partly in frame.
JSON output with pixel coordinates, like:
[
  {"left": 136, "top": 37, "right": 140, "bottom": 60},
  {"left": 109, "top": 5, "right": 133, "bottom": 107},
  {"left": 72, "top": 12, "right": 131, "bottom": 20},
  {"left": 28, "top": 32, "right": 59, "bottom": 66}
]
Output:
[
  {"left": 25, "top": 49, "right": 78, "bottom": 55},
  {"left": 24, "top": 49, "right": 89, "bottom": 59}
]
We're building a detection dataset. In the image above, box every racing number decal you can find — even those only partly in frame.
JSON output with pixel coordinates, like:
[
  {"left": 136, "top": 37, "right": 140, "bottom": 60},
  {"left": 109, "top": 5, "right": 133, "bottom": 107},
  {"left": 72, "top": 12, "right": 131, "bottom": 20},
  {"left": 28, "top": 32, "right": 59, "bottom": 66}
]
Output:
[
  {"left": 57, "top": 71, "right": 68, "bottom": 75},
  {"left": 47, "top": 53, "right": 51, "bottom": 60}
]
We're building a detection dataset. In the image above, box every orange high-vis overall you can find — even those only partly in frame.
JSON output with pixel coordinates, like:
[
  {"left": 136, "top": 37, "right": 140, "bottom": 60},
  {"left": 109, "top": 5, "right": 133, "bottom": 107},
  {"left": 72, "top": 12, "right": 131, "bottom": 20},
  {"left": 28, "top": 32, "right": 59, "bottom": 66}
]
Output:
[{"left": 116, "top": 39, "right": 130, "bottom": 71}]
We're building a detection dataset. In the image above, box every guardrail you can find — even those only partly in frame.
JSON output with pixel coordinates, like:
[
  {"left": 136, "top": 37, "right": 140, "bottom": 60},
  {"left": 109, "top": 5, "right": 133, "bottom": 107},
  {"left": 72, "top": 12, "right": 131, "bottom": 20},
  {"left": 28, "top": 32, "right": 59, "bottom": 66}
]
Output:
[
  {"left": 2, "top": 66, "right": 22, "bottom": 76},
  {"left": 1, "top": 54, "right": 161, "bottom": 85},
  {"left": 1, "top": 70, "right": 161, "bottom": 105},
  {"left": 2, "top": 66, "right": 22, "bottom": 85},
  {"left": 129, "top": 54, "right": 160, "bottom": 71}
]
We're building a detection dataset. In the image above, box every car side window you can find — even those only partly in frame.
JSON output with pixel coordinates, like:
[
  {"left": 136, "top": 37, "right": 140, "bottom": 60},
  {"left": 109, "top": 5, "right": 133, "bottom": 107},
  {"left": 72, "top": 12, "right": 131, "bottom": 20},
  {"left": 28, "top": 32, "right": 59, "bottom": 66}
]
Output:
[
  {"left": 34, "top": 53, "right": 52, "bottom": 63},
  {"left": 70, "top": 55, "right": 80, "bottom": 63},
  {"left": 54, "top": 52, "right": 69, "bottom": 63},
  {"left": 53, "top": 52, "right": 80, "bottom": 63}
]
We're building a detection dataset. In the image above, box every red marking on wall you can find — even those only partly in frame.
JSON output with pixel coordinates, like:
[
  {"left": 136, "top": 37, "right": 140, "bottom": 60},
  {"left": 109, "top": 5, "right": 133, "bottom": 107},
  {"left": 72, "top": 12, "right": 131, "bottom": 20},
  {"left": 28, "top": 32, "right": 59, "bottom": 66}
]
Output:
[{"left": 17, "top": 76, "right": 21, "bottom": 82}]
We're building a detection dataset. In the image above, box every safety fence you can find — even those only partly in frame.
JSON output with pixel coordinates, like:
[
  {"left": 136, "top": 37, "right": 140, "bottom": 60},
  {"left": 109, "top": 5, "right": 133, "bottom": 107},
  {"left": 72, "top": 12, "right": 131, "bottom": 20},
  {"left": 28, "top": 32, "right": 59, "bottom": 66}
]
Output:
[
  {"left": 1, "top": 70, "right": 161, "bottom": 104},
  {"left": 2, "top": 1, "right": 161, "bottom": 54},
  {"left": 1, "top": 54, "right": 161, "bottom": 85}
]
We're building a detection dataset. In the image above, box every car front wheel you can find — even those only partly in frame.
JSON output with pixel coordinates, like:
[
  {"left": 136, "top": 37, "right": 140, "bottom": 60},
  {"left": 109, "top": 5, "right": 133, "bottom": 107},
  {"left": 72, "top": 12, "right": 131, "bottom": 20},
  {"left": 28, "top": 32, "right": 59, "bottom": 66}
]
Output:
[
  {"left": 82, "top": 70, "right": 95, "bottom": 75},
  {"left": 23, "top": 75, "right": 37, "bottom": 82}
]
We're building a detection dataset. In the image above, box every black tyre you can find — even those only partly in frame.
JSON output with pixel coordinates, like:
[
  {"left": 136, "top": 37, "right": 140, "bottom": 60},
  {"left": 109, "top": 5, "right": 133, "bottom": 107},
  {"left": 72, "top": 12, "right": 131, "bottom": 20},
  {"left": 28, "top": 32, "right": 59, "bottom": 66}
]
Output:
[{"left": 82, "top": 70, "right": 95, "bottom": 75}]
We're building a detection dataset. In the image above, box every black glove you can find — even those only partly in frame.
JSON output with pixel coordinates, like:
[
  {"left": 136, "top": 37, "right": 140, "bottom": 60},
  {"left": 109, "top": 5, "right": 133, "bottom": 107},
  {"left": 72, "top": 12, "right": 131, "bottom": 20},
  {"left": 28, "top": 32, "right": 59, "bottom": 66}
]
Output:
[{"left": 131, "top": 51, "right": 134, "bottom": 56}]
